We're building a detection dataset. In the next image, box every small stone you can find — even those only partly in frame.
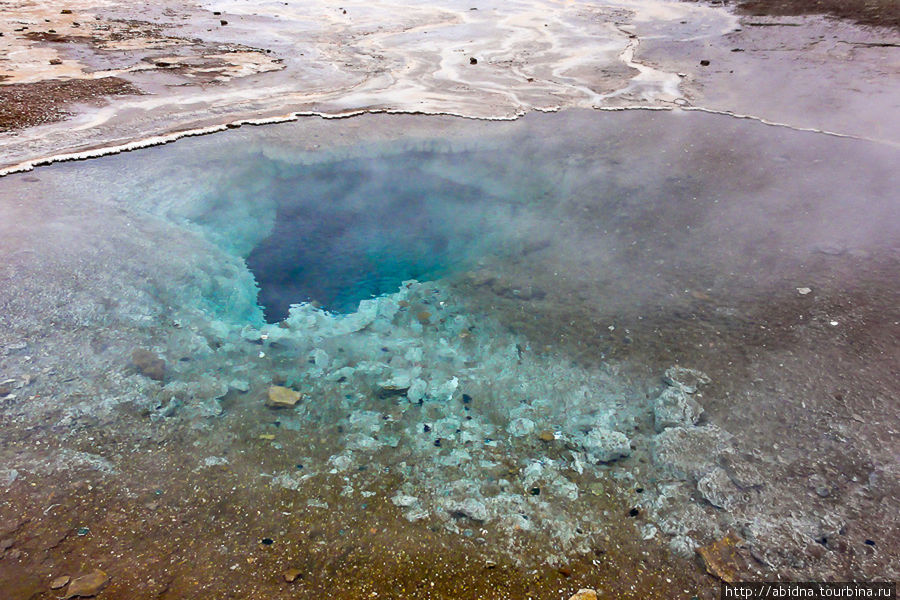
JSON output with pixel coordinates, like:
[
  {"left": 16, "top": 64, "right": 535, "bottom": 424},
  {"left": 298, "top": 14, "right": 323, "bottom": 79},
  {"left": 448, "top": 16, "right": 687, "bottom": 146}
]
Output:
[
  {"left": 582, "top": 427, "right": 631, "bottom": 463},
  {"left": 507, "top": 417, "right": 535, "bottom": 437},
  {"left": 663, "top": 366, "right": 710, "bottom": 394},
  {"left": 815, "top": 244, "right": 845, "bottom": 256},
  {"left": 700, "top": 59, "right": 710, "bottom": 66},
  {"left": 61, "top": 9, "right": 73, "bottom": 14},
  {"left": 0, "top": 468, "right": 17, "bottom": 487},
  {"left": 131, "top": 349, "right": 166, "bottom": 381},
  {"left": 220, "top": 19, "right": 228, "bottom": 25},
  {"left": 258, "top": 433, "right": 276, "bottom": 440},
  {"left": 391, "top": 494, "right": 418, "bottom": 508},
  {"left": 538, "top": 430, "right": 556, "bottom": 442},
  {"left": 65, "top": 570, "right": 109, "bottom": 598},
  {"left": 51, "top": 576, "right": 70, "bottom": 590},
  {"left": 283, "top": 568, "right": 303, "bottom": 582},
  {"left": 0, "top": 538, "right": 13, "bottom": 550},
  {"left": 447, "top": 498, "right": 489, "bottom": 522},
  {"left": 797, "top": 287, "right": 812, "bottom": 295},
  {"left": 469, "top": 57, "right": 478, "bottom": 64},
  {"left": 266, "top": 386, "right": 302, "bottom": 408},
  {"left": 49, "top": 58, "right": 63, "bottom": 65},
  {"left": 697, "top": 467, "right": 745, "bottom": 510},
  {"left": 569, "top": 590, "right": 598, "bottom": 600},
  {"left": 416, "top": 311, "right": 432, "bottom": 324},
  {"left": 653, "top": 387, "right": 704, "bottom": 432}
]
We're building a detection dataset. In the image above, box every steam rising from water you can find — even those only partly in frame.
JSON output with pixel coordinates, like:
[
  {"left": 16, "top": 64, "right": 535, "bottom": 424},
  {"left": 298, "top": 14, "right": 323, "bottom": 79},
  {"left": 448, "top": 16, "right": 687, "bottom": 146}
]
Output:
[{"left": 0, "top": 109, "right": 897, "bottom": 569}]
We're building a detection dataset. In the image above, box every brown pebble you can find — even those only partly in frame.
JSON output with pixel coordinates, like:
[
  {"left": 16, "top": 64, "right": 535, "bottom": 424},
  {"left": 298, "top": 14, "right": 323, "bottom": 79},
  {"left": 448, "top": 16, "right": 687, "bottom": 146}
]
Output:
[
  {"left": 283, "top": 568, "right": 303, "bottom": 582},
  {"left": 50, "top": 575, "right": 70, "bottom": 590},
  {"left": 64, "top": 569, "right": 109, "bottom": 598},
  {"left": 538, "top": 430, "right": 555, "bottom": 442},
  {"left": 557, "top": 565, "right": 572, "bottom": 577},
  {"left": 266, "top": 385, "right": 302, "bottom": 408},
  {"left": 416, "top": 311, "right": 432, "bottom": 324}
]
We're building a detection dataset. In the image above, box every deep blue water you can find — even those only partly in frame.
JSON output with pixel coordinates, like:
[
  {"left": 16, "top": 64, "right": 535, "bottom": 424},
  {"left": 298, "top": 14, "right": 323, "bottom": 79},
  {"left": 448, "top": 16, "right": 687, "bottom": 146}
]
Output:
[{"left": 245, "top": 155, "right": 492, "bottom": 320}]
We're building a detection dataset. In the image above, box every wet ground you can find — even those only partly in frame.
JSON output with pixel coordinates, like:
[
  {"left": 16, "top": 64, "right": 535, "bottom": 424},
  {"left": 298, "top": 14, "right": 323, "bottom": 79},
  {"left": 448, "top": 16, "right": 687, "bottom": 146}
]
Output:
[{"left": 0, "top": 109, "right": 897, "bottom": 599}]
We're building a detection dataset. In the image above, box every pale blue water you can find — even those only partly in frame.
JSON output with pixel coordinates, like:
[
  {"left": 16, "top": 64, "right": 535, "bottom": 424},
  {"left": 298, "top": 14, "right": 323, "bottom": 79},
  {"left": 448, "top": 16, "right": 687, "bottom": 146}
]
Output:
[{"left": 1, "top": 109, "right": 897, "bottom": 574}]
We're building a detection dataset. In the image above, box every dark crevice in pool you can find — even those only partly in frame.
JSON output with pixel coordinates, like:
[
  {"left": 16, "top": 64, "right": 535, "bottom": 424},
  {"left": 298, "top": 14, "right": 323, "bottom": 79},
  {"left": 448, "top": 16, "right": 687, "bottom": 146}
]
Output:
[{"left": 245, "top": 155, "right": 498, "bottom": 322}]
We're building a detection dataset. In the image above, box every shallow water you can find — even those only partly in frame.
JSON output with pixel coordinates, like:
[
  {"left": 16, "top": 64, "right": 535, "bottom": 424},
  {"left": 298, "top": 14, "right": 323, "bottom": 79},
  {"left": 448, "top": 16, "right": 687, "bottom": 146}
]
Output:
[{"left": 0, "top": 110, "right": 898, "bottom": 596}]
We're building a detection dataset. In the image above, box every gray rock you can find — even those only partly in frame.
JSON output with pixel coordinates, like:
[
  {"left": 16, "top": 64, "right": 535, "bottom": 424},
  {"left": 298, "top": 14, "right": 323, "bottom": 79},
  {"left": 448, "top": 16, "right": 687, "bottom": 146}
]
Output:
[
  {"left": 391, "top": 494, "right": 419, "bottom": 508},
  {"left": 447, "top": 498, "right": 489, "bottom": 522},
  {"left": 808, "top": 473, "right": 831, "bottom": 498},
  {"left": 697, "top": 467, "right": 746, "bottom": 510},
  {"left": 663, "top": 366, "right": 710, "bottom": 394},
  {"left": 652, "top": 425, "right": 732, "bottom": 481},
  {"left": 0, "top": 469, "right": 18, "bottom": 487},
  {"left": 582, "top": 427, "right": 631, "bottom": 463},
  {"left": 653, "top": 387, "right": 704, "bottom": 432},
  {"left": 507, "top": 417, "right": 535, "bottom": 437},
  {"left": 669, "top": 534, "right": 697, "bottom": 558},
  {"left": 718, "top": 450, "right": 765, "bottom": 490}
]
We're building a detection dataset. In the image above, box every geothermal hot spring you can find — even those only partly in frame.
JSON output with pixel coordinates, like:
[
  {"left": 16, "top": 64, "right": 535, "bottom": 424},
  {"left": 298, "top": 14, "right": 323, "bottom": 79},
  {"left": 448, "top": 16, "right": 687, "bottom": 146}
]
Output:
[{"left": 0, "top": 110, "right": 897, "bottom": 597}]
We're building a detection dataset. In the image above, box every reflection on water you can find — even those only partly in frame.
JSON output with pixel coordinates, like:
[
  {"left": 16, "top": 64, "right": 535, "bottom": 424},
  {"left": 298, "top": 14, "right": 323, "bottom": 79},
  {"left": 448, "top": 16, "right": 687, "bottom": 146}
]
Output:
[{"left": 0, "top": 110, "right": 897, "bottom": 593}]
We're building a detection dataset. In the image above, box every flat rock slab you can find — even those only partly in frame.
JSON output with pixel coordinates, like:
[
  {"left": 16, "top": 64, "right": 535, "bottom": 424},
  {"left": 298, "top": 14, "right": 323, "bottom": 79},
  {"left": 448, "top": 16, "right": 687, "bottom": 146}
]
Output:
[
  {"left": 65, "top": 569, "right": 109, "bottom": 598},
  {"left": 266, "top": 385, "right": 302, "bottom": 408},
  {"left": 696, "top": 532, "right": 753, "bottom": 583}
]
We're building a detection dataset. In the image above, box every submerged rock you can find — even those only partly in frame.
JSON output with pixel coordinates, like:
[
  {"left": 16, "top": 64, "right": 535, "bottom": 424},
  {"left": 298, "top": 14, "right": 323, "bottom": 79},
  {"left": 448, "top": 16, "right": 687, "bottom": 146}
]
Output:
[
  {"left": 582, "top": 427, "right": 631, "bottom": 463},
  {"left": 131, "top": 349, "right": 165, "bottom": 381},
  {"left": 697, "top": 467, "right": 746, "bottom": 510},
  {"left": 507, "top": 417, "right": 535, "bottom": 437},
  {"left": 50, "top": 575, "right": 70, "bottom": 590},
  {"left": 653, "top": 386, "right": 704, "bottom": 432},
  {"left": 391, "top": 494, "right": 419, "bottom": 508},
  {"left": 652, "top": 425, "right": 732, "bottom": 481},
  {"left": 266, "top": 385, "right": 302, "bottom": 408},
  {"left": 64, "top": 570, "right": 109, "bottom": 598},
  {"left": 696, "top": 531, "right": 753, "bottom": 583},
  {"left": 569, "top": 590, "right": 598, "bottom": 600},
  {"left": 663, "top": 366, "right": 710, "bottom": 394},
  {"left": 447, "top": 498, "right": 489, "bottom": 522}
]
